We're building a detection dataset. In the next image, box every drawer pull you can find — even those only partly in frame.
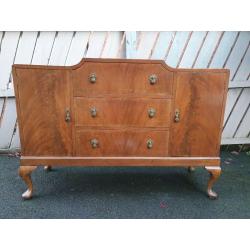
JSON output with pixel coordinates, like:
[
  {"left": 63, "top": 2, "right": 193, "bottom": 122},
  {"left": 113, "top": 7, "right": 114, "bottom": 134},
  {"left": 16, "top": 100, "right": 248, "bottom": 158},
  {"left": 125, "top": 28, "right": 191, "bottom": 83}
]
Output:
[
  {"left": 174, "top": 109, "right": 180, "bottom": 122},
  {"left": 149, "top": 74, "right": 157, "bottom": 85},
  {"left": 65, "top": 108, "right": 71, "bottom": 122},
  {"left": 90, "top": 138, "right": 99, "bottom": 148},
  {"left": 90, "top": 107, "right": 97, "bottom": 117},
  {"left": 148, "top": 108, "right": 156, "bottom": 118},
  {"left": 147, "top": 139, "right": 153, "bottom": 149},
  {"left": 89, "top": 73, "right": 96, "bottom": 83}
]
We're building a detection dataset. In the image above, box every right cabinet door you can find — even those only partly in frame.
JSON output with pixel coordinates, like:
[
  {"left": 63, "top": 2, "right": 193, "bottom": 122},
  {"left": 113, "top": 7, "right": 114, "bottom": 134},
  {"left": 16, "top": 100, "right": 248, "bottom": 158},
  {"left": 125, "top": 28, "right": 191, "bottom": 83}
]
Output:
[{"left": 169, "top": 71, "right": 228, "bottom": 157}]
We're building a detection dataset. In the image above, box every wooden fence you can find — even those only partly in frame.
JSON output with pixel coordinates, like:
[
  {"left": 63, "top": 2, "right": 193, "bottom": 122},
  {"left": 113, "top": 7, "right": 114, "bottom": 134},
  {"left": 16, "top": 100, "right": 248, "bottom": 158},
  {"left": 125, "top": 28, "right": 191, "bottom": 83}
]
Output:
[{"left": 0, "top": 31, "right": 249, "bottom": 151}]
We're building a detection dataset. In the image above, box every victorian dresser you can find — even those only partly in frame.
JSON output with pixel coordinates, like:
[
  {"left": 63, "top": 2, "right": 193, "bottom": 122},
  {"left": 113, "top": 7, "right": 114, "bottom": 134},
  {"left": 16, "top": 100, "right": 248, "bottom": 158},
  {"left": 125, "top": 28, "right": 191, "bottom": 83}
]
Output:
[{"left": 12, "top": 58, "right": 229, "bottom": 200}]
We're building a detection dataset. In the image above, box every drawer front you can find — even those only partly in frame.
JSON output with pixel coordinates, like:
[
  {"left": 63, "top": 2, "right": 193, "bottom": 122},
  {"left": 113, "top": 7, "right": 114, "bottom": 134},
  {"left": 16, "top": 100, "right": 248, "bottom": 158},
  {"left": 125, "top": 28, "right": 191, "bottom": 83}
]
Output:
[
  {"left": 75, "top": 129, "right": 169, "bottom": 156},
  {"left": 73, "top": 62, "right": 173, "bottom": 97},
  {"left": 74, "top": 98, "right": 171, "bottom": 128}
]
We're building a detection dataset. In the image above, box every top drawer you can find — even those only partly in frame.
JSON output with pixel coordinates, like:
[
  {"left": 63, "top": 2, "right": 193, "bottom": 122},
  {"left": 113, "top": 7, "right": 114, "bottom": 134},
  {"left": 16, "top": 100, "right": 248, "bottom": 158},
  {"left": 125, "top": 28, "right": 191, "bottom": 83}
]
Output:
[{"left": 72, "top": 62, "right": 173, "bottom": 97}]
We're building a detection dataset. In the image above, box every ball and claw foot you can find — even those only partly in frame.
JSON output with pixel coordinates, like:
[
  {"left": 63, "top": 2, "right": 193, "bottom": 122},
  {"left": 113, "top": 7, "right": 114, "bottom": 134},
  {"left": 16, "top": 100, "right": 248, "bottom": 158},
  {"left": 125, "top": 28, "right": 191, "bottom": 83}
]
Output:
[
  {"left": 205, "top": 166, "right": 221, "bottom": 199},
  {"left": 19, "top": 165, "right": 37, "bottom": 200},
  {"left": 44, "top": 165, "right": 52, "bottom": 171}
]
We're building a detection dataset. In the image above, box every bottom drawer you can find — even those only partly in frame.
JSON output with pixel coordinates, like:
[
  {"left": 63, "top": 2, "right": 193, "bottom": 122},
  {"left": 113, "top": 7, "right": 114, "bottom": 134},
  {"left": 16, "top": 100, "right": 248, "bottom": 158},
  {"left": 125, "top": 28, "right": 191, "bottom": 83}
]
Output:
[{"left": 75, "top": 129, "right": 169, "bottom": 156}]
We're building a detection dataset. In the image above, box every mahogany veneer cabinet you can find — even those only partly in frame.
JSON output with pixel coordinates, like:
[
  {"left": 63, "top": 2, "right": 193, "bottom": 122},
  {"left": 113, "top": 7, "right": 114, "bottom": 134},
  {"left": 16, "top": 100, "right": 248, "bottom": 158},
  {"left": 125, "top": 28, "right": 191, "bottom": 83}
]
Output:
[{"left": 12, "top": 58, "right": 229, "bottom": 200}]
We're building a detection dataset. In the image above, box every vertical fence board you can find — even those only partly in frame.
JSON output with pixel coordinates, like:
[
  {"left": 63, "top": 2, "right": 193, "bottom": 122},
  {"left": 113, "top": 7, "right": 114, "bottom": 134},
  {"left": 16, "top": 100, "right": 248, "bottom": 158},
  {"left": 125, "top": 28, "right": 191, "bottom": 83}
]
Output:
[
  {"left": 150, "top": 32, "right": 174, "bottom": 60},
  {"left": 86, "top": 32, "right": 107, "bottom": 58},
  {"left": 0, "top": 31, "right": 3, "bottom": 44},
  {"left": 193, "top": 31, "right": 222, "bottom": 68},
  {"left": 234, "top": 106, "right": 250, "bottom": 138},
  {"left": 209, "top": 31, "right": 238, "bottom": 68},
  {"left": 48, "top": 31, "right": 74, "bottom": 65},
  {"left": 222, "top": 88, "right": 250, "bottom": 138},
  {"left": 223, "top": 89, "right": 242, "bottom": 124},
  {"left": 225, "top": 32, "right": 250, "bottom": 80},
  {"left": 125, "top": 31, "right": 137, "bottom": 59},
  {"left": 102, "top": 32, "right": 124, "bottom": 58},
  {"left": 0, "top": 98, "right": 17, "bottom": 149},
  {"left": 9, "top": 123, "right": 20, "bottom": 150},
  {"left": 8, "top": 31, "right": 38, "bottom": 91},
  {"left": 31, "top": 32, "right": 57, "bottom": 65},
  {"left": 178, "top": 31, "right": 207, "bottom": 68},
  {"left": 14, "top": 32, "right": 38, "bottom": 64},
  {"left": 65, "top": 31, "right": 90, "bottom": 65},
  {"left": 136, "top": 32, "right": 159, "bottom": 59},
  {"left": 165, "top": 31, "right": 190, "bottom": 67},
  {"left": 233, "top": 44, "right": 250, "bottom": 81},
  {"left": 0, "top": 32, "right": 20, "bottom": 95}
]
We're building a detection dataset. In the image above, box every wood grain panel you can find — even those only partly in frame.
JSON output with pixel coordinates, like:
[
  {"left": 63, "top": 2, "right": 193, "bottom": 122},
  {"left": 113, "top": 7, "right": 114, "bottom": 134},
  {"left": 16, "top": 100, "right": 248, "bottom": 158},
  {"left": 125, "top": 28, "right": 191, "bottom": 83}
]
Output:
[
  {"left": 75, "top": 128, "right": 169, "bottom": 157},
  {"left": 170, "top": 71, "right": 228, "bottom": 156},
  {"left": 13, "top": 67, "right": 72, "bottom": 156},
  {"left": 20, "top": 156, "right": 220, "bottom": 167},
  {"left": 73, "top": 62, "right": 173, "bottom": 97},
  {"left": 74, "top": 97, "right": 171, "bottom": 128}
]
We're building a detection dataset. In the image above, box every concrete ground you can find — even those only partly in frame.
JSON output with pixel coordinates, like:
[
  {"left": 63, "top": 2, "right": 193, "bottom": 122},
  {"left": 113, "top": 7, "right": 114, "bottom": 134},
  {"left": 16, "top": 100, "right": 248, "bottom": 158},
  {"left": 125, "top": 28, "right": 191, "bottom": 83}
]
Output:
[{"left": 0, "top": 151, "right": 249, "bottom": 218}]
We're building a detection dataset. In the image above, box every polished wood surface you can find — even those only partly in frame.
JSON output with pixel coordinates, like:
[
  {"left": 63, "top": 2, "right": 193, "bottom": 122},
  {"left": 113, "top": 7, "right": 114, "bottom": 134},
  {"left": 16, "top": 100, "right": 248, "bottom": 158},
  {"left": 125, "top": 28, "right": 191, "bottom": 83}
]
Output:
[
  {"left": 12, "top": 58, "right": 229, "bottom": 199},
  {"left": 73, "top": 62, "right": 173, "bottom": 98},
  {"left": 74, "top": 97, "right": 171, "bottom": 128}
]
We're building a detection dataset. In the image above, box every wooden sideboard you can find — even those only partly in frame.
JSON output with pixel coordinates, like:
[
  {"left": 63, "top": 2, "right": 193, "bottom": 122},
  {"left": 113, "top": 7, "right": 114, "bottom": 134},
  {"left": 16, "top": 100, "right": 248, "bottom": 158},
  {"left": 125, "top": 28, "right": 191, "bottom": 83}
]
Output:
[{"left": 12, "top": 58, "right": 229, "bottom": 200}]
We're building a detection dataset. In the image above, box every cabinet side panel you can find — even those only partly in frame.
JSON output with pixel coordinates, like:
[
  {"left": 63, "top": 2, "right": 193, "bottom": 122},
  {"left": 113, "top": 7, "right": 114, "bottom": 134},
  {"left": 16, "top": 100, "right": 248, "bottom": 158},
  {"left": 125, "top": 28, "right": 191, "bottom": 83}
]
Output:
[
  {"left": 170, "top": 71, "right": 228, "bottom": 157},
  {"left": 13, "top": 67, "right": 72, "bottom": 156}
]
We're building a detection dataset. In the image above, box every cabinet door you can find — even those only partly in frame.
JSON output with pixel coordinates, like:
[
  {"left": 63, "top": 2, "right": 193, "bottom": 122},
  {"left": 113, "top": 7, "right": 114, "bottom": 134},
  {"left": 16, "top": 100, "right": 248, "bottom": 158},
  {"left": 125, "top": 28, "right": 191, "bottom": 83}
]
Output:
[
  {"left": 14, "top": 68, "right": 72, "bottom": 156},
  {"left": 169, "top": 71, "right": 228, "bottom": 157}
]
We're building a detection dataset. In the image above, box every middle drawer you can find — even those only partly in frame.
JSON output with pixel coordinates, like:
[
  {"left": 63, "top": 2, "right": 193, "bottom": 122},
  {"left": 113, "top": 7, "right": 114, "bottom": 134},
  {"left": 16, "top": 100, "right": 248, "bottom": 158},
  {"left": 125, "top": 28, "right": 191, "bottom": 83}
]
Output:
[{"left": 74, "top": 97, "right": 171, "bottom": 128}]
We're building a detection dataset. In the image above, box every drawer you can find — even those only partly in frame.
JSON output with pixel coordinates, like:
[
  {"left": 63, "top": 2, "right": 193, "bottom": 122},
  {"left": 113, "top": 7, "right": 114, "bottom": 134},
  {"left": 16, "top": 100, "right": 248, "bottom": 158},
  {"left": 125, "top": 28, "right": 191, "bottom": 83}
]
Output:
[
  {"left": 74, "top": 97, "right": 171, "bottom": 128},
  {"left": 73, "top": 62, "right": 173, "bottom": 97},
  {"left": 75, "top": 129, "right": 169, "bottom": 156}
]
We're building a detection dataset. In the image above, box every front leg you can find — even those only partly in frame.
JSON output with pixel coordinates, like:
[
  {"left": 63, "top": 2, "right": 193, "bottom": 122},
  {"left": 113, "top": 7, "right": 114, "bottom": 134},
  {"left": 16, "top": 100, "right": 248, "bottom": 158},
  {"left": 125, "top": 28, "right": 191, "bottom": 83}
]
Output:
[
  {"left": 19, "top": 166, "right": 37, "bottom": 199},
  {"left": 205, "top": 166, "right": 221, "bottom": 199}
]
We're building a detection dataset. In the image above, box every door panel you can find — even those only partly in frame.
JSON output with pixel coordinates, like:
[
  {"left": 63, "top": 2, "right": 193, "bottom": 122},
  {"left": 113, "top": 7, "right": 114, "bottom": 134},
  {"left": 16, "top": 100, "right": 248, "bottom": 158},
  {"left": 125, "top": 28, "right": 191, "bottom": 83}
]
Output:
[
  {"left": 14, "top": 68, "right": 72, "bottom": 156},
  {"left": 169, "top": 72, "right": 228, "bottom": 157}
]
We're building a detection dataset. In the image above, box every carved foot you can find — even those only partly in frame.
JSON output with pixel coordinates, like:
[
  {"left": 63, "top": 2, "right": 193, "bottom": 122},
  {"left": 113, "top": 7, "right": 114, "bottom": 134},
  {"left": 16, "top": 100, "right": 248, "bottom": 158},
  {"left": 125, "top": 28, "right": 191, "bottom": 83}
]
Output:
[
  {"left": 44, "top": 165, "right": 52, "bottom": 171},
  {"left": 18, "top": 166, "right": 37, "bottom": 199},
  {"left": 188, "top": 166, "right": 195, "bottom": 172},
  {"left": 205, "top": 166, "right": 221, "bottom": 199}
]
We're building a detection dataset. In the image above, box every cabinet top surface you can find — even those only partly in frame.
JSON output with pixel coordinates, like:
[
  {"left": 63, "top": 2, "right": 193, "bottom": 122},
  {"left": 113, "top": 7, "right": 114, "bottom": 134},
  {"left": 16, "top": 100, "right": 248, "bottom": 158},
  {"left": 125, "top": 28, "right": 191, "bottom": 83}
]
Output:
[{"left": 12, "top": 58, "right": 230, "bottom": 73}]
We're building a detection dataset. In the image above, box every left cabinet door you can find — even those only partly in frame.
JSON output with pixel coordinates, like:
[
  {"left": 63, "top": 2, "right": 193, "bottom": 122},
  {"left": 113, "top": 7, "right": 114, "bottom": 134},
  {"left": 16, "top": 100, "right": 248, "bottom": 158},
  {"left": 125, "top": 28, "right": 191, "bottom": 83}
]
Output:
[{"left": 13, "top": 68, "right": 72, "bottom": 156}]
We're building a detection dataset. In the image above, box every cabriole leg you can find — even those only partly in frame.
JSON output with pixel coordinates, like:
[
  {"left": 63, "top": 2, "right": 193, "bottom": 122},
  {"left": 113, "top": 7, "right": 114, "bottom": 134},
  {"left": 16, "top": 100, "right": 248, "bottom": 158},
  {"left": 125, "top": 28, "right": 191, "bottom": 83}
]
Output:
[
  {"left": 19, "top": 165, "right": 37, "bottom": 199},
  {"left": 205, "top": 166, "right": 221, "bottom": 199}
]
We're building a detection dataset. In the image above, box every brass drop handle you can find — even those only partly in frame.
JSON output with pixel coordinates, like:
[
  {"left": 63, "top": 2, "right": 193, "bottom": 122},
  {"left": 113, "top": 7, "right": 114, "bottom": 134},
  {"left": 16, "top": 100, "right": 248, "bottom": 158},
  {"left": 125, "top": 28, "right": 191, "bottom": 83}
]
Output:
[
  {"left": 174, "top": 109, "right": 180, "bottom": 122},
  {"left": 89, "top": 73, "right": 96, "bottom": 83},
  {"left": 148, "top": 108, "right": 156, "bottom": 118},
  {"left": 90, "top": 138, "right": 99, "bottom": 148},
  {"left": 90, "top": 107, "right": 97, "bottom": 117},
  {"left": 147, "top": 139, "right": 153, "bottom": 149},
  {"left": 149, "top": 74, "right": 157, "bottom": 85},
  {"left": 65, "top": 109, "right": 71, "bottom": 122}
]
